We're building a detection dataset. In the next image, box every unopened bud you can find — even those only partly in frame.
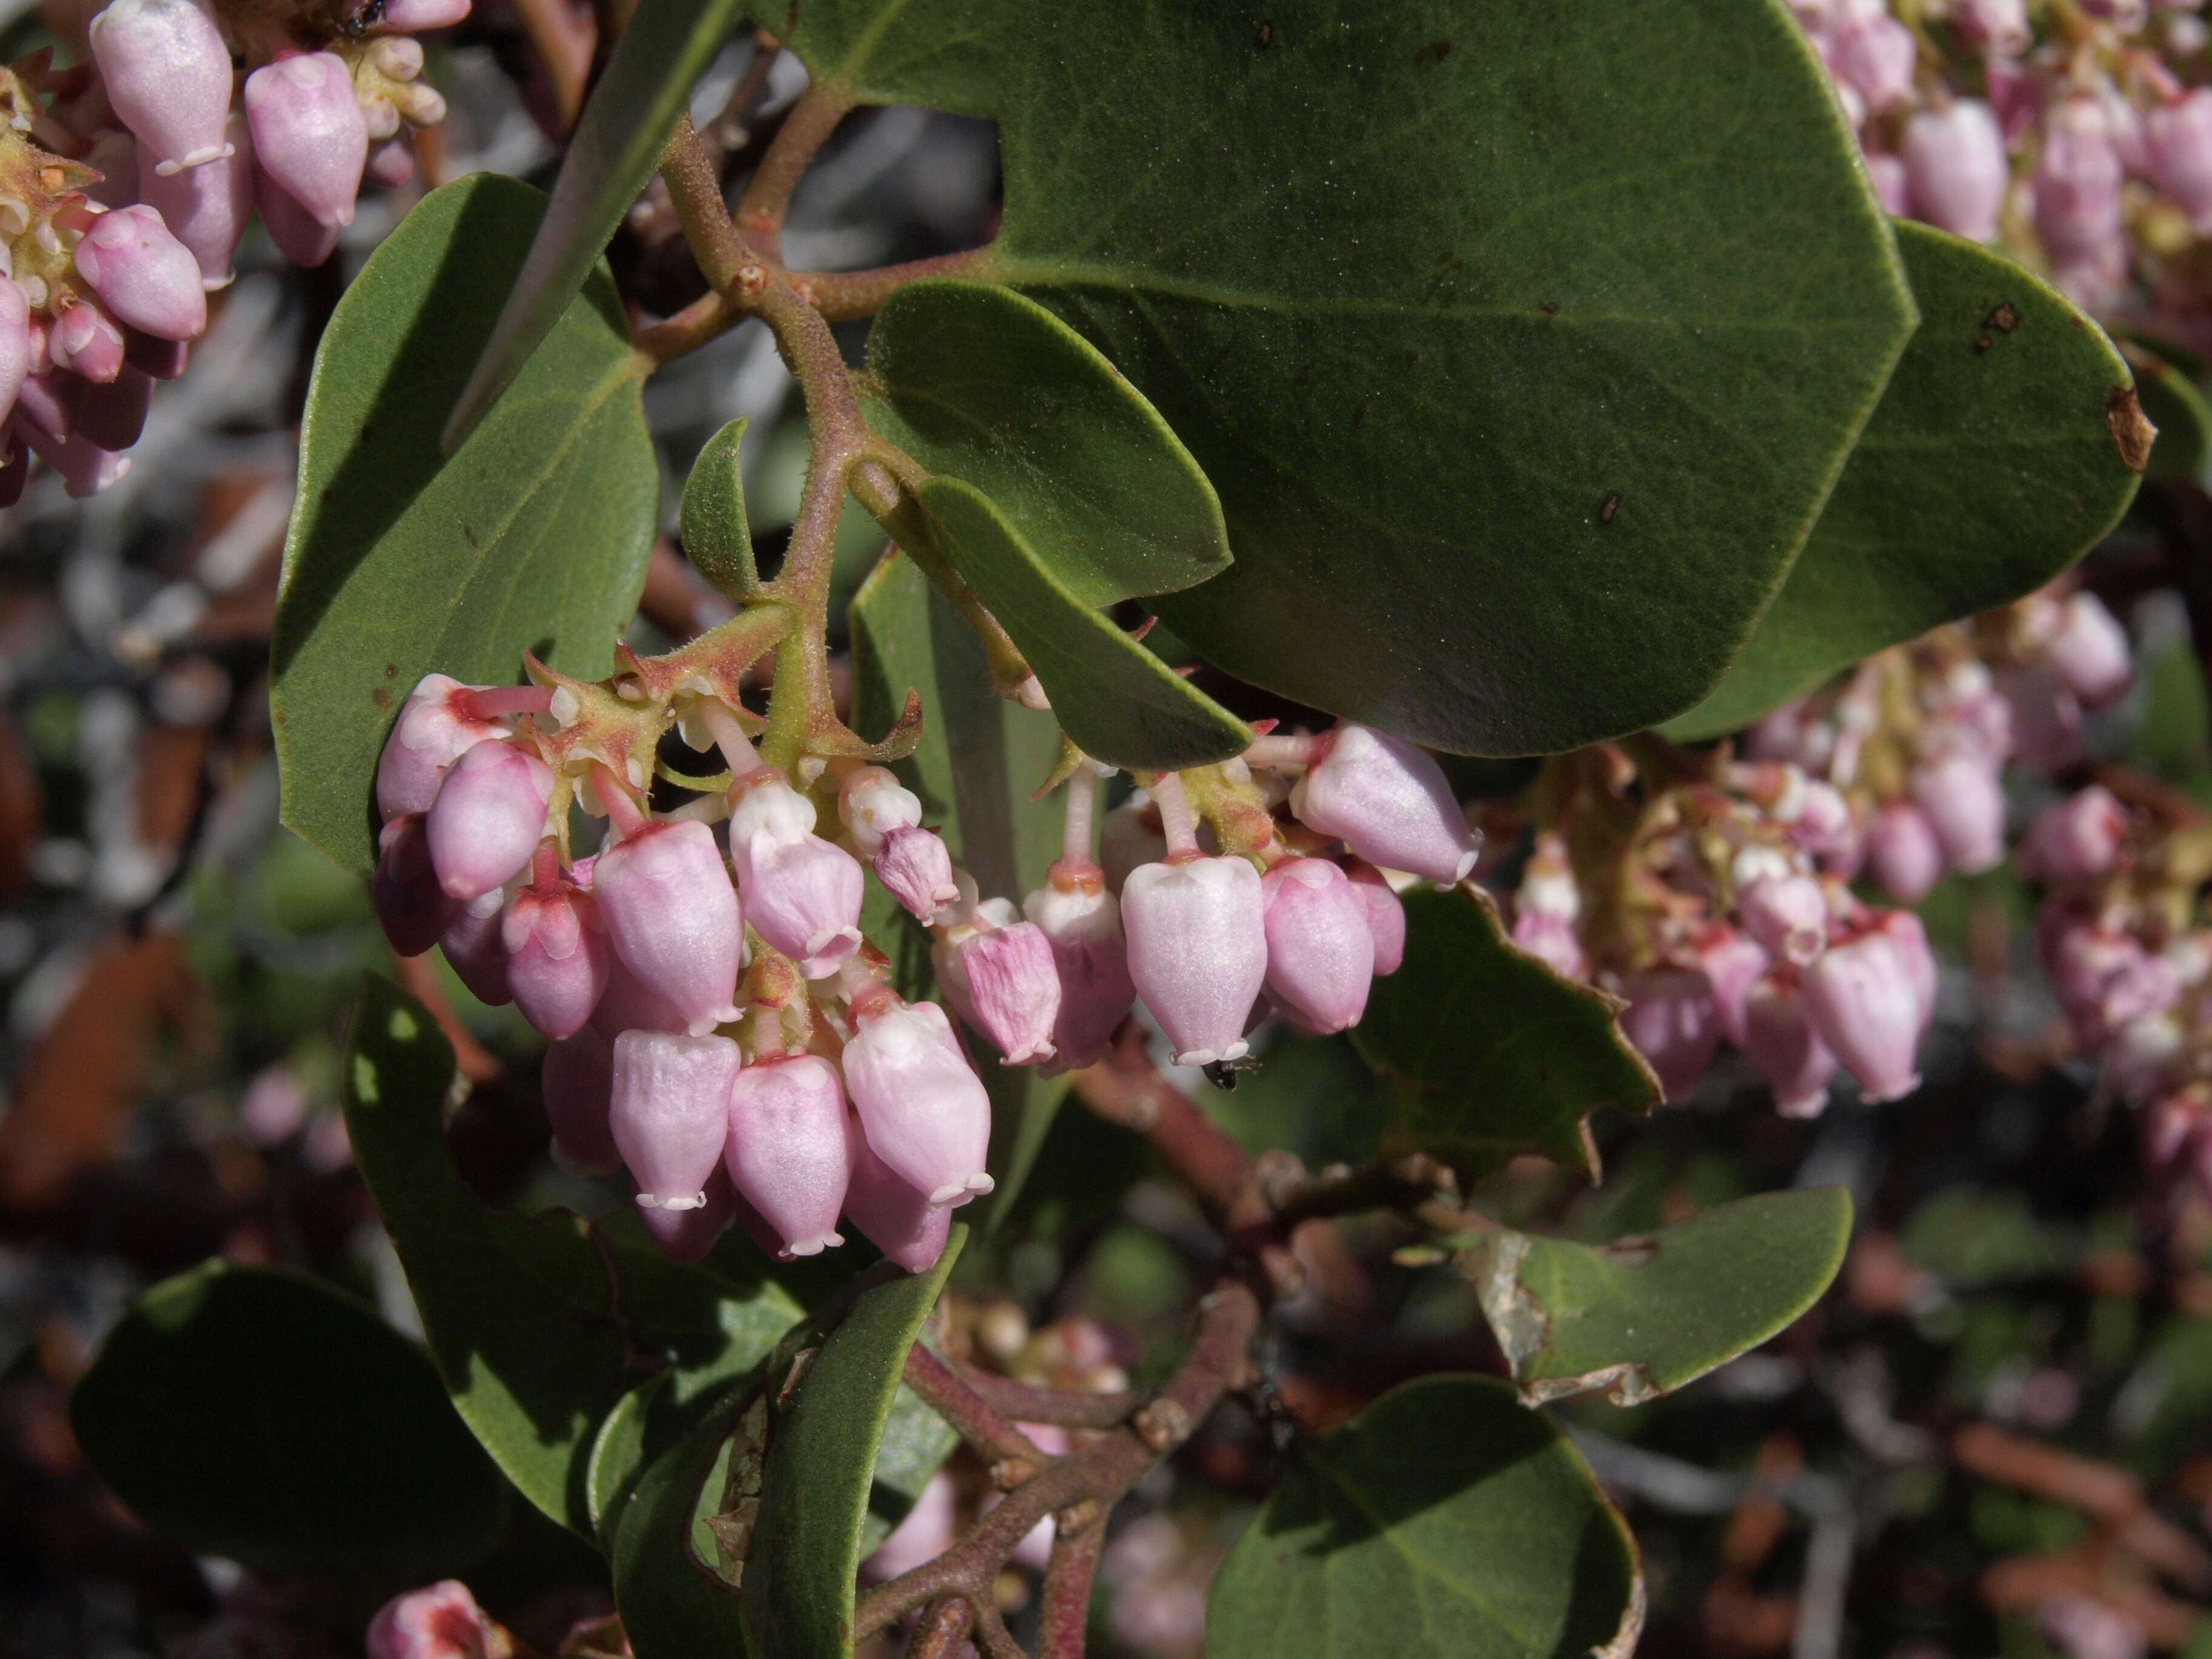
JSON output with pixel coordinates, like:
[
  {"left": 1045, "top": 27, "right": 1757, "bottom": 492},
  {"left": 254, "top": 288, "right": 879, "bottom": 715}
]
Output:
[
  {"left": 1261, "top": 857, "right": 1375, "bottom": 1034},
  {"left": 89, "top": 0, "right": 236, "bottom": 177},
  {"left": 611, "top": 1030, "right": 742, "bottom": 1210},
  {"left": 875, "top": 825, "right": 960, "bottom": 923},
  {"left": 729, "top": 772, "right": 865, "bottom": 976},
  {"left": 1910, "top": 748, "right": 2006, "bottom": 875},
  {"left": 503, "top": 873, "right": 610, "bottom": 1040},
  {"left": 1121, "top": 854, "right": 1268, "bottom": 1067},
  {"left": 1619, "top": 967, "right": 1721, "bottom": 1104},
  {"left": 72, "top": 206, "right": 206, "bottom": 341},
  {"left": 1024, "top": 874, "right": 1138, "bottom": 1071},
  {"left": 937, "top": 911, "right": 1062, "bottom": 1065},
  {"left": 843, "top": 1132, "right": 953, "bottom": 1273},
  {"left": 1742, "top": 973, "right": 1838, "bottom": 1119},
  {"left": 842, "top": 996, "right": 993, "bottom": 1207},
  {"left": 594, "top": 819, "right": 743, "bottom": 1036},
  {"left": 1801, "top": 931, "right": 1924, "bottom": 1102},
  {"left": 1288, "top": 724, "right": 1476, "bottom": 885},
  {"left": 424, "top": 739, "right": 553, "bottom": 901},
  {"left": 375, "top": 673, "right": 504, "bottom": 823},
  {"left": 365, "top": 1580, "right": 491, "bottom": 1659},
  {"left": 244, "top": 54, "right": 369, "bottom": 231},
  {"left": 725, "top": 1054, "right": 852, "bottom": 1258}
]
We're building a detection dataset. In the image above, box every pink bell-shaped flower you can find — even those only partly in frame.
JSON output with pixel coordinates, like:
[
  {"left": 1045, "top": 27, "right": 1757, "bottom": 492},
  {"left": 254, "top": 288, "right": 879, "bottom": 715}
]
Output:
[
  {"left": 139, "top": 113, "right": 253, "bottom": 289},
  {"left": 1911, "top": 748, "right": 2006, "bottom": 874},
  {"left": 1511, "top": 833, "right": 1584, "bottom": 977},
  {"left": 49, "top": 300, "right": 127, "bottom": 383},
  {"left": 1024, "top": 865, "right": 1138, "bottom": 1072},
  {"left": 375, "top": 673, "right": 504, "bottom": 823},
  {"left": 1870, "top": 908, "right": 1937, "bottom": 1027},
  {"left": 1801, "top": 930, "right": 1924, "bottom": 1102},
  {"left": 18, "top": 426, "right": 132, "bottom": 497},
  {"left": 1289, "top": 725, "right": 1477, "bottom": 885},
  {"left": 641, "top": 1166, "right": 739, "bottom": 1264},
  {"left": 1868, "top": 800, "right": 1945, "bottom": 903},
  {"left": 1349, "top": 865, "right": 1406, "bottom": 976},
  {"left": 2018, "top": 786, "right": 2127, "bottom": 884},
  {"left": 1121, "top": 854, "right": 1269, "bottom": 1067},
  {"left": 842, "top": 990, "right": 993, "bottom": 1208},
  {"left": 2148, "top": 88, "right": 2212, "bottom": 229},
  {"left": 2037, "top": 98, "right": 2126, "bottom": 297},
  {"left": 725, "top": 1053, "right": 853, "bottom": 1258},
  {"left": 874, "top": 825, "right": 961, "bottom": 925},
  {"left": 439, "top": 890, "right": 512, "bottom": 1007},
  {"left": 244, "top": 54, "right": 369, "bottom": 230},
  {"left": 1738, "top": 872, "right": 1829, "bottom": 967},
  {"left": 590, "top": 951, "right": 691, "bottom": 1040},
  {"left": 88, "top": 0, "right": 236, "bottom": 177},
  {"left": 935, "top": 902, "right": 1061, "bottom": 1065},
  {"left": 727, "top": 772, "right": 865, "bottom": 977},
  {"left": 1618, "top": 966, "right": 1721, "bottom": 1103},
  {"left": 0, "top": 280, "right": 31, "bottom": 426},
  {"left": 1829, "top": 10, "right": 1917, "bottom": 112},
  {"left": 1693, "top": 923, "right": 1770, "bottom": 1048},
  {"left": 366, "top": 1581, "right": 492, "bottom": 1659},
  {"left": 72, "top": 206, "right": 206, "bottom": 342},
  {"left": 1260, "top": 857, "right": 1375, "bottom": 1034},
  {"left": 1742, "top": 973, "right": 1839, "bottom": 1119},
  {"left": 254, "top": 166, "right": 341, "bottom": 267},
  {"left": 371, "top": 813, "right": 461, "bottom": 957},
  {"left": 844, "top": 1131, "right": 953, "bottom": 1273},
  {"left": 609, "top": 1030, "right": 742, "bottom": 1210},
  {"left": 367, "top": 136, "right": 415, "bottom": 188},
  {"left": 378, "top": 0, "right": 473, "bottom": 28},
  {"left": 1788, "top": 779, "right": 1862, "bottom": 875},
  {"left": 837, "top": 765, "right": 922, "bottom": 855},
  {"left": 1955, "top": 0, "right": 2029, "bottom": 55},
  {"left": 424, "top": 738, "right": 552, "bottom": 902},
  {"left": 503, "top": 863, "right": 610, "bottom": 1040},
  {"left": 2045, "top": 591, "right": 2130, "bottom": 709},
  {"left": 1903, "top": 100, "right": 2009, "bottom": 242},
  {"left": 593, "top": 819, "right": 743, "bottom": 1037},
  {"left": 542, "top": 1025, "right": 618, "bottom": 1173}
]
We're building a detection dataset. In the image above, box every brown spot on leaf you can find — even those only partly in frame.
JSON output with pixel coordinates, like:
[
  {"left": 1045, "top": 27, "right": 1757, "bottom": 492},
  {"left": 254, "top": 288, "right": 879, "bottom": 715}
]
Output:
[
  {"left": 1255, "top": 19, "right": 1272, "bottom": 47},
  {"left": 462, "top": 525, "right": 479, "bottom": 548},
  {"left": 1415, "top": 38, "right": 1451, "bottom": 67},
  {"left": 371, "top": 686, "right": 393, "bottom": 709},
  {"left": 1983, "top": 301, "right": 2020, "bottom": 333},
  {"left": 384, "top": 662, "right": 398, "bottom": 677},
  {"left": 1973, "top": 335, "right": 1992, "bottom": 354},
  {"left": 1539, "top": 300, "right": 1560, "bottom": 317},
  {"left": 2108, "top": 384, "right": 2156, "bottom": 473},
  {"left": 1600, "top": 491, "right": 1621, "bottom": 524}
]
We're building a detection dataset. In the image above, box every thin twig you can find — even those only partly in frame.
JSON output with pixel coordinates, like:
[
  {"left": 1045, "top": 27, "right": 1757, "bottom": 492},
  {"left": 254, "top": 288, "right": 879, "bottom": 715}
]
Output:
[
  {"left": 1037, "top": 1513, "right": 1107, "bottom": 1659},
  {"left": 942, "top": 1366, "right": 1141, "bottom": 1431},
  {"left": 904, "top": 1595, "right": 975, "bottom": 1659},
  {"left": 391, "top": 951, "right": 500, "bottom": 1082},
  {"left": 733, "top": 82, "right": 858, "bottom": 255},
  {"left": 802, "top": 246, "right": 999, "bottom": 320},
  {"left": 970, "top": 1601, "right": 1028, "bottom": 1659},
  {"left": 905, "top": 1343, "right": 1049, "bottom": 1469}
]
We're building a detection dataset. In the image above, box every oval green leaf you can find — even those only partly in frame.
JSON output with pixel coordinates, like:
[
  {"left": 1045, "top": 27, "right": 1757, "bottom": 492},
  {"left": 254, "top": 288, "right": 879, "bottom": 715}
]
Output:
[
  {"left": 1207, "top": 1374, "right": 1642, "bottom": 1659},
  {"left": 71, "top": 1261, "right": 509, "bottom": 1584},
  {"left": 598, "top": 1376, "right": 754, "bottom": 1659},
  {"left": 683, "top": 416, "right": 760, "bottom": 600},
  {"left": 1461, "top": 1187, "right": 1854, "bottom": 1407},
  {"left": 863, "top": 280, "right": 1232, "bottom": 603},
  {"left": 740, "top": 1229, "right": 967, "bottom": 1659},
  {"left": 1667, "top": 222, "right": 2144, "bottom": 739},
  {"left": 275, "top": 175, "right": 657, "bottom": 871},
  {"left": 911, "top": 477, "right": 1251, "bottom": 770},
  {"left": 442, "top": 0, "right": 747, "bottom": 448},
  {"left": 1353, "top": 887, "right": 1658, "bottom": 1185}
]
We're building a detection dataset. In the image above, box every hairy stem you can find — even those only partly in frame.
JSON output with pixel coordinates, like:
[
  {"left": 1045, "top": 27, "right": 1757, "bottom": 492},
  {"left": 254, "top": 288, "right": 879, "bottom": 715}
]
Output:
[
  {"left": 802, "top": 246, "right": 1000, "bottom": 321},
  {"left": 733, "top": 82, "right": 857, "bottom": 253},
  {"left": 904, "top": 1597, "right": 975, "bottom": 1659},
  {"left": 1037, "top": 1513, "right": 1108, "bottom": 1659},
  {"left": 903, "top": 1343, "right": 1049, "bottom": 1469}
]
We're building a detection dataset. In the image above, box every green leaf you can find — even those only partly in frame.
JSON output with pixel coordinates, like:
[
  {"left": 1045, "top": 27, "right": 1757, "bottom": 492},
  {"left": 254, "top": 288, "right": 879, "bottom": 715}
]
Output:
[
  {"left": 342, "top": 974, "right": 799, "bottom": 1534},
  {"left": 860, "top": 1382, "right": 963, "bottom": 1554},
  {"left": 1461, "top": 1188, "right": 1853, "bottom": 1407},
  {"left": 275, "top": 175, "right": 655, "bottom": 871},
  {"left": 442, "top": 0, "right": 746, "bottom": 447},
  {"left": 1207, "top": 1374, "right": 1642, "bottom": 1659},
  {"left": 70, "top": 1261, "right": 508, "bottom": 1583},
  {"left": 1666, "top": 223, "right": 2144, "bottom": 738},
  {"left": 862, "top": 280, "right": 1232, "bottom": 603},
  {"left": 682, "top": 417, "right": 760, "bottom": 600},
  {"left": 596, "top": 1376, "right": 754, "bottom": 1659},
  {"left": 740, "top": 1230, "right": 967, "bottom": 1659},
  {"left": 912, "top": 477, "right": 1252, "bottom": 770},
  {"left": 960, "top": 0, "right": 1911, "bottom": 755},
  {"left": 1353, "top": 887, "right": 1658, "bottom": 1184}
]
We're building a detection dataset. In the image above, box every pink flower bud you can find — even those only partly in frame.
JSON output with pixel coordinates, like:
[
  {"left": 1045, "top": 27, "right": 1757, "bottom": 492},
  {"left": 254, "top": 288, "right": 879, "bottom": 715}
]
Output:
[
  {"left": 1831, "top": 12, "right": 1917, "bottom": 112},
  {"left": 18, "top": 424, "right": 130, "bottom": 496},
  {"left": 1743, "top": 974, "right": 1838, "bottom": 1118},
  {"left": 937, "top": 911, "right": 1062, "bottom": 1065},
  {"left": 1259, "top": 857, "right": 1375, "bottom": 1034},
  {"left": 253, "top": 165, "right": 340, "bottom": 267},
  {"left": 372, "top": 813, "right": 461, "bottom": 956},
  {"left": 2045, "top": 591, "right": 2130, "bottom": 709},
  {"left": 1349, "top": 866, "right": 1406, "bottom": 976},
  {"left": 593, "top": 819, "right": 743, "bottom": 1036},
  {"left": 1788, "top": 779, "right": 1863, "bottom": 874},
  {"left": 1738, "top": 873, "right": 1829, "bottom": 967},
  {"left": 0, "top": 280, "right": 29, "bottom": 427},
  {"left": 375, "top": 673, "right": 504, "bottom": 822},
  {"left": 1511, "top": 912, "right": 1585, "bottom": 979},
  {"left": 1905, "top": 99, "right": 2009, "bottom": 241},
  {"left": 1911, "top": 749, "right": 2006, "bottom": 874},
  {"left": 2148, "top": 89, "right": 2212, "bottom": 227},
  {"left": 1618, "top": 967, "right": 1721, "bottom": 1103},
  {"left": 728, "top": 773, "right": 864, "bottom": 976},
  {"left": 1694, "top": 924, "right": 1771, "bottom": 1048},
  {"left": 2019, "top": 785, "right": 2127, "bottom": 884},
  {"left": 543, "top": 1025, "right": 618, "bottom": 1173},
  {"left": 1870, "top": 908, "right": 1939, "bottom": 1025},
  {"left": 440, "top": 890, "right": 512, "bottom": 1006},
  {"left": 245, "top": 55, "right": 368, "bottom": 230},
  {"left": 88, "top": 0, "right": 236, "bottom": 177},
  {"left": 424, "top": 739, "right": 552, "bottom": 902},
  {"left": 725, "top": 1054, "right": 853, "bottom": 1257},
  {"left": 367, "top": 136, "right": 416, "bottom": 188},
  {"left": 366, "top": 1580, "right": 491, "bottom": 1659},
  {"left": 503, "top": 874, "right": 609, "bottom": 1040},
  {"left": 139, "top": 114, "right": 253, "bottom": 289},
  {"left": 2037, "top": 98, "right": 2125, "bottom": 276},
  {"left": 1802, "top": 931, "right": 1924, "bottom": 1102},
  {"left": 874, "top": 825, "right": 960, "bottom": 924},
  {"left": 838, "top": 765, "right": 922, "bottom": 856},
  {"left": 1121, "top": 854, "right": 1269, "bottom": 1067},
  {"left": 378, "top": 0, "right": 472, "bottom": 26},
  {"left": 1955, "top": 0, "right": 2029, "bottom": 55},
  {"left": 2045, "top": 922, "right": 2179, "bottom": 1047},
  {"left": 844, "top": 1130, "right": 953, "bottom": 1273},
  {"left": 1289, "top": 725, "right": 1477, "bottom": 885},
  {"left": 610, "top": 1030, "right": 741, "bottom": 1210},
  {"left": 50, "top": 301, "right": 126, "bottom": 383},
  {"left": 1996, "top": 663, "right": 2084, "bottom": 774},
  {"left": 1022, "top": 875, "right": 1137, "bottom": 1073},
  {"left": 842, "top": 994, "right": 993, "bottom": 1207},
  {"left": 641, "top": 1165, "right": 738, "bottom": 1263},
  {"left": 1867, "top": 800, "right": 1944, "bottom": 903},
  {"left": 72, "top": 205, "right": 207, "bottom": 342}
]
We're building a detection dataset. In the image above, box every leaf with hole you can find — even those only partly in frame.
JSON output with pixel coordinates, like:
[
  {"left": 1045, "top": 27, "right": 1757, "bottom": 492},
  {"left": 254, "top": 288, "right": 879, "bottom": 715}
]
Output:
[
  {"left": 1207, "top": 1375, "right": 1642, "bottom": 1659},
  {"left": 1461, "top": 1188, "right": 1853, "bottom": 1407}
]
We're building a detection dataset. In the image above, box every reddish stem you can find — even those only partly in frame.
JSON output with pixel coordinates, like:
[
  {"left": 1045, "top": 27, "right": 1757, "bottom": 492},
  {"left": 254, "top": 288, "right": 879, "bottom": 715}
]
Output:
[{"left": 592, "top": 762, "right": 648, "bottom": 839}]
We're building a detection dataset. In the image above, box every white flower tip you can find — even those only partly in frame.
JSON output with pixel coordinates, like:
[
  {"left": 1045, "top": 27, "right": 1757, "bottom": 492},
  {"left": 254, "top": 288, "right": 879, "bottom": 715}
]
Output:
[{"left": 636, "top": 1190, "right": 708, "bottom": 1211}]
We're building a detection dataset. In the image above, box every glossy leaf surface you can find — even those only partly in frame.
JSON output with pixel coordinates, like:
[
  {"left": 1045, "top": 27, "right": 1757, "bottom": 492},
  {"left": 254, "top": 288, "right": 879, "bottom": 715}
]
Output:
[
  {"left": 275, "top": 175, "right": 655, "bottom": 870},
  {"left": 1462, "top": 1187, "right": 1853, "bottom": 1406},
  {"left": 740, "top": 1232, "right": 966, "bottom": 1659},
  {"left": 72, "top": 1261, "right": 508, "bottom": 1583},
  {"left": 599, "top": 1377, "right": 753, "bottom": 1659},
  {"left": 1207, "top": 1375, "right": 1642, "bottom": 1659},
  {"left": 1354, "top": 888, "right": 1658, "bottom": 1183},
  {"left": 1669, "top": 223, "right": 2143, "bottom": 737}
]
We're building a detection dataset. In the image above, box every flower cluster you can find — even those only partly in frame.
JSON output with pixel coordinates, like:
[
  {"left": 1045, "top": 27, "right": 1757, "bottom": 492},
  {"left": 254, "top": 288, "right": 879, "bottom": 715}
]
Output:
[
  {"left": 1792, "top": 0, "right": 2212, "bottom": 320},
  {"left": 0, "top": 0, "right": 460, "bottom": 499},
  {"left": 366, "top": 651, "right": 1466, "bottom": 1272}
]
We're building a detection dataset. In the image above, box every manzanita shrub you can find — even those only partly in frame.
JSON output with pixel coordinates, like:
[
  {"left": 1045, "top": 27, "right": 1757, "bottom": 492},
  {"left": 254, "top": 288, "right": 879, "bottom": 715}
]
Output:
[{"left": 50, "top": 0, "right": 2194, "bottom": 1654}]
